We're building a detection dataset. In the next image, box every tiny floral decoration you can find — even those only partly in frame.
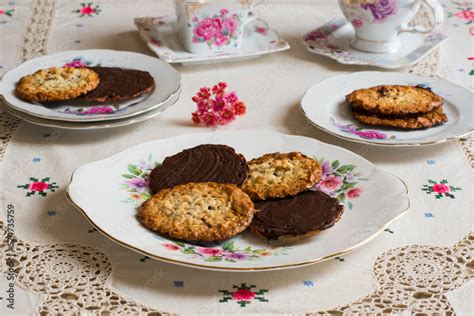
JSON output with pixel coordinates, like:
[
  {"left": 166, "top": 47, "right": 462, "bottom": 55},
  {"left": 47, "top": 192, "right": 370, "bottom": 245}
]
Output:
[
  {"left": 73, "top": 2, "right": 101, "bottom": 17},
  {"left": 0, "top": 9, "right": 14, "bottom": 17},
  {"left": 331, "top": 118, "right": 394, "bottom": 140},
  {"left": 219, "top": 283, "right": 268, "bottom": 307},
  {"left": 62, "top": 106, "right": 116, "bottom": 115},
  {"left": 63, "top": 57, "right": 93, "bottom": 68},
  {"left": 17, "top": 177, "right": 59, "bottom": 197},
  {"left": 422, "top": 179, "right": 461, "bottom": 199},
  {"left": 120, "top": 155, "right": 160, "bottom": 206},
  {"left": 361, "top": 0, "right": 398, "bottom": 23},
  {"left": 191, "top": 9, "right": 242, "bottom": 47},
  {"left": 313, "top": 158, "right": 368, "bottom": 210},
  {"left": 191, "top": 82, "right": 246, "bottom": 126},
  {"left": 157, "top": 236, "right": 289, "bottom": 263}
]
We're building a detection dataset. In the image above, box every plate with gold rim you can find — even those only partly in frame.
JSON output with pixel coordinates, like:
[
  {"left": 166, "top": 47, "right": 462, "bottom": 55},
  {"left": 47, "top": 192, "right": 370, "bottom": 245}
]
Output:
[
  {"left": 67, "top": 130, "right": 409, "bottom": 271},
  {"left": 301, "top": 72, "right": 474, "bottom": 147}
]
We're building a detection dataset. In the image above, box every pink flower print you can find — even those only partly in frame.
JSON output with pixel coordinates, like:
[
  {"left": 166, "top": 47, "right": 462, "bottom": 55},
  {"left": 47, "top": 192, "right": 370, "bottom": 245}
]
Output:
[
  {"left": 352, "top": 18, "right": 365, "bottom": 28},
  {"left": 353, "top": 130, "right": 387, "bottom": 139},
  {"left": 224, "top": 252, "right": 249, "bottom": 260},
  {"left": 318, "top": 175, "right": 343, "bottom": 194},
  {"left": 255, "top": 26, "right": 268, "bottom": 35},
  {"left": 454, "top": 10, "right": 474, "bottom": 22},
  {"left": 0, "top": 10, "right": 4, "bottom": 14},
  {"left": 432, "top": 183, "right": 450, "bottom": 194},
  {"left": 81, "top": 106, "right": 114, "bottom": 115},
  {"left": 64, "top": 58, "right": 90, "bottom": 68},
  {"left": 232, "top": 289, "right": 256, "bottom": 301},
  {"left": 362, "top": 0, "right": 398, "bottom": 23},
  {"left": 223, "top": 16, "right": 239, "bottom": 36},
  {"left": 29, "top": 182, "right": 49, "bottom": 192},
  {"left": 125, "top": 177, "right": 148, "bottom": 193},
  {"left": 198, "top": 247, "right": 223, "bottom": 256},
  {"left": 215, "top": 33, "right": 229, "bottom": 46},
  {"left": 220, "top": 9, "right": 229, "bottom": 16},
  {"left": 347, "top": 188, "right": 362, "bottom": 199},
  {"left": 193, "top": 17, "right": 221, "bottom": 42},
  {"left": 81, "top": 5, "right": 94, "bottom": 15},
  {"left": 303, "top": 30, "right": 328, "bottom": 42},
  {"left": 163, "top": 244, "right": 180, "bottom": 251}
]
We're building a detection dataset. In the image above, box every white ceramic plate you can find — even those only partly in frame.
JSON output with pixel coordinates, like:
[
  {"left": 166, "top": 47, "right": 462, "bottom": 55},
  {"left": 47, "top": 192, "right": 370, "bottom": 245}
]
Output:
[
  {"left": 2, "top": 90, "right": 179, "bottom": 130},
  {"left": 302, "top": 19, "right": 447, "bottom": 69},
  {"left": 135, "top": 16, "right": 290, "bottom": 65},
  {"left": 301, "top": 72, "right": 474, "bottom": 147},
  {"left": 0, "top": 49, "right": 181, "bottom": 122},
  {"left": 67, "top": 130, "right": 409, "bottom": 271}
]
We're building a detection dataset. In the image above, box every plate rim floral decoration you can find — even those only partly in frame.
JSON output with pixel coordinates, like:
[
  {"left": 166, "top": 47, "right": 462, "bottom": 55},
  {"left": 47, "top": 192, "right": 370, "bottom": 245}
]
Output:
[{"left": 67, "top": 130, "right": 410, "bottom": 271}]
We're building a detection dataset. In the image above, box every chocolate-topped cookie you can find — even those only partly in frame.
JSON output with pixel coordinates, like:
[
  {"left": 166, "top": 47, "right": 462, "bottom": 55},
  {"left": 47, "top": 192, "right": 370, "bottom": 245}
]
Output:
[
  {"left": 78, "top": 67, "right": 155, "bottom": 102},
  {"left": 250, "top": 190, "right": 344, "bottom": 241},
  {"left": 150, "top": 144, "right": 249, "bottom": 193}
]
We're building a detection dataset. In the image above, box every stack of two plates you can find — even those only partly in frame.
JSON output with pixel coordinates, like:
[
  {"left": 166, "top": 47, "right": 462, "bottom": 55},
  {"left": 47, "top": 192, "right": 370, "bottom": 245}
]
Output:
[{"left": 0, "top": 50, "right": 181, "bottom": 130}]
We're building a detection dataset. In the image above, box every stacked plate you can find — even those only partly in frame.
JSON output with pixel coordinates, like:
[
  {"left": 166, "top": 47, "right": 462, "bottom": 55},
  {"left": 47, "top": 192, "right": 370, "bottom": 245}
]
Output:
[{"left": 0, "top": 50, "right": 181, "bottom": 130}]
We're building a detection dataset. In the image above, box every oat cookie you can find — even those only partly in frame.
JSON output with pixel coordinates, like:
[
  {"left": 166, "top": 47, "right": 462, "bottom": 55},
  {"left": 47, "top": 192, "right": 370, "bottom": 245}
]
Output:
[
  {"left": 346, "top": 85, "right": 443, "bottom": 116},
  {"left": 137, "top": 182, "right": 255, "bottom": 242},
  {"left": 242, "top": 152, "right": 322, "bottom": 200},
  {"left": 352, "top": 107, "right": 448, "bottom": 130},
  {"left": 250, "top": 190, "right": 345, "bottom": 241},
  {"left": 16, "top": 67, "right": 99, "bottom": 102}
]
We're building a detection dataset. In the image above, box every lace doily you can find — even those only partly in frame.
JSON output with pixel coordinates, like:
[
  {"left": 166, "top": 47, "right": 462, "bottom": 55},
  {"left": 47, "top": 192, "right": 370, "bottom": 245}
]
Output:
[{"left": 0, "top": 0, "right": 472, "bottom": 314}]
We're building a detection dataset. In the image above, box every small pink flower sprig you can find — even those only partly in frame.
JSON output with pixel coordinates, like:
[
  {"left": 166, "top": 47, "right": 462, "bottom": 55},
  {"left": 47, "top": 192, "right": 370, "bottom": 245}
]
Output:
[{"left": 191, "top": 82, "right": 246, "bottom": 126}]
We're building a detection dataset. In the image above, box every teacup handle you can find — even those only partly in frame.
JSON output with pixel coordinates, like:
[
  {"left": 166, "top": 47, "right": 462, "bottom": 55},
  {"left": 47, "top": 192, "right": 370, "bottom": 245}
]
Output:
[
  {"left": 400, "top": 0, "right": 444, "bottom": 34},
  {"left": 242, "top": 0, "right": 265, "bottom": 27}
]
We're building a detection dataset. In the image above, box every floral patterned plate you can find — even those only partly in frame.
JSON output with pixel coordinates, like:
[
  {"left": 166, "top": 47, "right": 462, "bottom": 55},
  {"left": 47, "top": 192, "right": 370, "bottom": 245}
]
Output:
[
  {"left": 2, "top": 91, "right": 179, "bottom": 130},
  {"left": 301, "top": 71, "right": 474, "bottom": 147},
  {"left": 67, "top": 130, "right": 409, "bottom": 271},
  {"left": 302, "top": 18, "right": 447, "bottom": 69},
  {"left": 0, "top": 49, "right": 181, "bottom": 122},
  {"left": 135, "top": 16, "right": 290, "bottom": 65}
]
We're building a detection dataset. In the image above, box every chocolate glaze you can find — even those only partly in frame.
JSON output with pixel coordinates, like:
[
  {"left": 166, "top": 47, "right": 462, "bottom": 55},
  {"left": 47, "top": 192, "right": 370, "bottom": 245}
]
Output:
[
  {"left": 251, "top": 190, "right": 344, "bottom": 240},
  {"left": 79, "top": 67, "right": 155, "bottom": 102},
  {"left": 150, "top": 144, "right": 249, "bottom": 193}
]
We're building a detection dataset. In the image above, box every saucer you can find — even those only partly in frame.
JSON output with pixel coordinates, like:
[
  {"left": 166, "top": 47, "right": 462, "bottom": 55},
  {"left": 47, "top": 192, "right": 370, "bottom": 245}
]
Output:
[
  {"left": 2, "top": 91, "right": 180, "bottom": 130},
  {"left": 302, "top": 18, "right": 447, "bottom": 69},
  {"left": 135, "top": 16, "right": 290, "bottom": 65}
]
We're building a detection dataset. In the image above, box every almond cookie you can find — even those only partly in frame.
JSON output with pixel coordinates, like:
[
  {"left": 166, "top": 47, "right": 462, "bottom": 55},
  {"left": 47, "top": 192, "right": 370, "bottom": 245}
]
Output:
[
  {"left": 242, "top": 152, "right": 322, "bottom": 200},
  {"left": 15, "top": 67, "right": 99, "bottom": 102},
  {"left": 77, "top": 67, "right": 155, "bottom": 102},
  {"left": 250, "top": 190, "right": 344, "bottom": 241},
  {"left": 346, "top": 85, "right": 443, "bottom": 116},
  {"left": 352, "top": 107, "right": 448, "bottom": 130},
  {"left": 137, "top": 182, "right": 255, "bottom": 242},
  {"left": 150, "top": 144, "right": 248, "bottom": 193}
]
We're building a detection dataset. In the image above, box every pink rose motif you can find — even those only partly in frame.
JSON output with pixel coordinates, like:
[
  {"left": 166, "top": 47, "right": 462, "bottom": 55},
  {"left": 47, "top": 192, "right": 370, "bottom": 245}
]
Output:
[
  {"left": 232, "top": 289, "right": 256, "bottom": 301},
  {"left": 347, "top": 188, "right": 362, "bottom": 199},
  {"left": 220, "top": 9, "right": 229, "bottom": 16},
  {"left": 81, "top": 107, "right": 114, "bottom": 115},
  {"left": 303, "top": 30, "right": 328, "bottom": 42},
  {"left": 223, "top": 16, "right": 239, "bottom": 35},
  {"left": 64, "top": 60, "right": 88, "bottom": 68},
  {"left": 0, "top": 10, "right": 5, "bottom": 14},
  {"left": 163, "top": 244, "right": 180, "bottom": 251},
  {"left": 432, "top": 184, "right": 450, "bottom": 194},
  {"left": 80, "top": 5, "right": 95, "bottom": 15},
  {"left": 353, "top": 130, "right": 387, "bottom": 139},
  {"left": 198, "top": 247, "right": 223, "bottom": 256},
  {"left": 352, "top": 18, "right": 365, "bottom": 28},
  {"left": 362, "top": 0, "right": 398, "bottom": 23},
  {"left": 454, "top": 10, "right": 474, "bottom": 21},
  {"left": 223, "top": 252, "right": 248, "bottom": 260},
  {"left": 318, "top": 175, "right": 343, "bottom": 194},
  {"left": 214, "top": 33, "right": 229, "bottom": 46},
  {"left": 194, "top": 17, "right": 221, "bottom": 42},
  {"left": 28, "top": 182, "right": 49, "bottom": 192}
]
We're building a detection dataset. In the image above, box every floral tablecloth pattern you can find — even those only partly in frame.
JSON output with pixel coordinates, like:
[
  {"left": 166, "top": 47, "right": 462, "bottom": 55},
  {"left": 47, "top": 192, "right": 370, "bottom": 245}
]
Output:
[{"left": 0, "top": 0, "right": 473, "bottom": 315}]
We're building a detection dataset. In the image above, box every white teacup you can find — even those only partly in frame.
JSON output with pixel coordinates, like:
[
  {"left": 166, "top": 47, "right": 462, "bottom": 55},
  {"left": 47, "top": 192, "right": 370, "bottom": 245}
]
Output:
[
  {"left": 338, "top": 0, "right": 444, "bottom": 53},
  {"left": 175, "top": 0, "right": 263, "bottom": 55}
]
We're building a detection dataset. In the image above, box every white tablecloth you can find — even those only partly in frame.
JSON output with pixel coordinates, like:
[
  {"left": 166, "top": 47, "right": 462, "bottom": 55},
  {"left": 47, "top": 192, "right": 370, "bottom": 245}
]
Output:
[{"left": 0, "top": 0, "right": 472, "bottom": 314}]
